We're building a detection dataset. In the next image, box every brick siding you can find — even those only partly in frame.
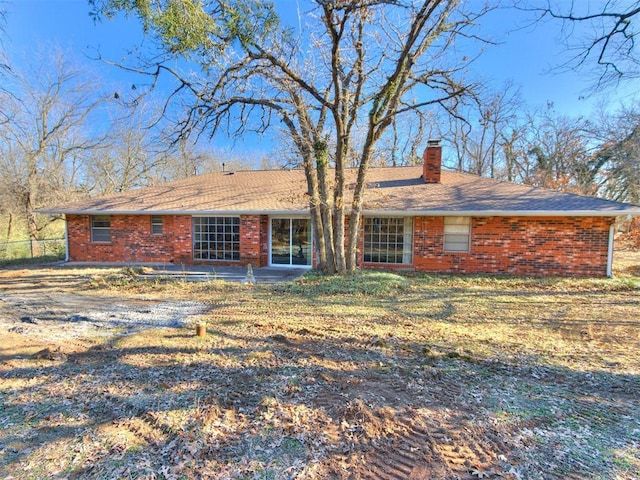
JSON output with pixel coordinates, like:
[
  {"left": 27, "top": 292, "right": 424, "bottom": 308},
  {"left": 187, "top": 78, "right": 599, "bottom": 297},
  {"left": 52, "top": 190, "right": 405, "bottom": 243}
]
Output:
[
  {"left": 67, "top": 214, "right": 194, "bottom": 264},
  {"left": 239, "top": 215, "right": 269, "bottom": 267},
  {"left": 410, "top": 216, "right": 612, "bottom": 277},
  {"left": 67, "top": 213, "right": 613, "bottom": 276},
  {"left": 66, "top": 213, "right": 270, "bottom": 267}
]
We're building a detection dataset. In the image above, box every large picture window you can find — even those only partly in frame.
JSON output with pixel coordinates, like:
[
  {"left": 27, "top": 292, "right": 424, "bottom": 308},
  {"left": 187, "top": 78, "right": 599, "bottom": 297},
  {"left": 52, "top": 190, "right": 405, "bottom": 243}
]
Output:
[
  {"left": 363, "top": 217, "right": 413, "bottom": 264},
  {"left": 91, "top": 215, "right": 111, "bottom": 243},
  {"left": 193, "top": 217, "right": 240, "bottom": 261},
  {"left": 444, "top": 217, "right": 471, "bottom": 252}
]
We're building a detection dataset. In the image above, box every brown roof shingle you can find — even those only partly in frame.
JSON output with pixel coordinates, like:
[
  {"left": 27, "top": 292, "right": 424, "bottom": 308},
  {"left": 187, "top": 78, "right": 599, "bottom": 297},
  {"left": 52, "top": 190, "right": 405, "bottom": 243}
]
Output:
[{"left": 42, "top": 166, "right": 640, "bottom": 216}]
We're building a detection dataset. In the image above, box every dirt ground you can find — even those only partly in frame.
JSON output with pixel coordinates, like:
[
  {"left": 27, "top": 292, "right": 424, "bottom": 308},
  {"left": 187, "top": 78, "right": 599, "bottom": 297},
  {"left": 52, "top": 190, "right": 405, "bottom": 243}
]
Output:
[
  {"left": 1, "top": 258, "right": 639, "bottom": 479},
  {"left": 0, "top": 266, "right": 209, "bottom": 355}
]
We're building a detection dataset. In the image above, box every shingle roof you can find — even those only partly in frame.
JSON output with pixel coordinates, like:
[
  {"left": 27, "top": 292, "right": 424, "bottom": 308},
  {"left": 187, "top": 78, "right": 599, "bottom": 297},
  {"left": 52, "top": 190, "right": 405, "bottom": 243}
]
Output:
[{"left": 41, "top": 166, "right": 640, "bottom": 217}]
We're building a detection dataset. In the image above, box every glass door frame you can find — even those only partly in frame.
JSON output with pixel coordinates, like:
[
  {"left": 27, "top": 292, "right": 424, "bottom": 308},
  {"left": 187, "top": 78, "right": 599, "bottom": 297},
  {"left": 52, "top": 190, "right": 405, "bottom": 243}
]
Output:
[{"left": 268, "top": 216, "right": 313, "bottom": 268}]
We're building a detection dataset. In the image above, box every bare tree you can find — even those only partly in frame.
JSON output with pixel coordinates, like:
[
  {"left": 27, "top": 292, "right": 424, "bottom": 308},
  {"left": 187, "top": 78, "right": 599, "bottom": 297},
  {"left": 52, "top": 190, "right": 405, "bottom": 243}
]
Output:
[
  {"left": 443, "top": 82, "right": 522, "bottom": 178},
  {"left": 0, "top": 1, "right": 13, "bottom": 117},
  {"left": 593, "top": 105, "right": 640, "bottom": 204},
  {"left": 159, "top": 140, "right": 257, "bottom": 181},
  {"left": 525, "top": 110, "right": 596, "bottom": 194},
  {"left": 85, "top": 99, "right": 171, "bottom": 194},
  {"left": 0, "top": 47, "right": 107, "bottom": 253},
  {"left": 530, "top": 1, "right": 640, "bottom": 88},
  {"left": 0, "top": 1, "right": 8, "bottom": 71},
  {"left": 91, "top": 0, "right": 494, "bottom": 274},
  {"left": 374, "top": 110, "right": 436, "bottom": 167}
]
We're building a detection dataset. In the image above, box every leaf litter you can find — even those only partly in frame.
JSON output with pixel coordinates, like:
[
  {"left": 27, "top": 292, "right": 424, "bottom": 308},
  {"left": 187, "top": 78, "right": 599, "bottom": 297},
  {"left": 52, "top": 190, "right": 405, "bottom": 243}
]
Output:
[{"left": 0, "top": 258, "right": 639, "bottom": 479}]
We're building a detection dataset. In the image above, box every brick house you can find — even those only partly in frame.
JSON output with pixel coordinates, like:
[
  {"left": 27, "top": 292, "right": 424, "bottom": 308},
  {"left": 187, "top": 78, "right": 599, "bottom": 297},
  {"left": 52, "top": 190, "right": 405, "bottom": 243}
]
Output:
[{"left": 41, "top": 142, "right": 640, "bottom": 277}]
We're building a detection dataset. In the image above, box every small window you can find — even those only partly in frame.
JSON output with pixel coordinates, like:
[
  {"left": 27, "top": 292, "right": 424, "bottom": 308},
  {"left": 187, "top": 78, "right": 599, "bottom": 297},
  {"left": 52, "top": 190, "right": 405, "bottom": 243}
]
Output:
[
  {"left": 444, "top": 217, "right": 470, "bottom": 252},
  {"left": 151, "top": 215, "right": 163, "bottom": 235},
  {"left": 91, "top": 215, "right": 111, "bottom": 243}
]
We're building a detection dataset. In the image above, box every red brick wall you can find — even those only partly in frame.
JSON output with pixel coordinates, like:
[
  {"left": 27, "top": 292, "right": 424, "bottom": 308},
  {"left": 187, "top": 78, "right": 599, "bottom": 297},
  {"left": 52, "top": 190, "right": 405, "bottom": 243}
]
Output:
[
  {"left": 66, "top": 214, "right": 193, "bottom": 264},
  {"left": 410, "top": 216, "right": 612, "bottom": 277},
  {"left": 67, "top": 214, "right": 270, "bottom": 267},
  {"left": 239, "top": 215, "right": 269, "bottom": 267},
  {"left": 67, "top": 213, "right": 613, "bottom": 276}
]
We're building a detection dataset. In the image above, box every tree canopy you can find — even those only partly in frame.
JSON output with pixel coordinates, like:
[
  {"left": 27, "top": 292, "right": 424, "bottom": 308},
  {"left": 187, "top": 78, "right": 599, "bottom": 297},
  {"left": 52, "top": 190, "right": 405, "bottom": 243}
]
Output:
[{"left": 90, "top": 0, "right": 494, "bottom": 273}]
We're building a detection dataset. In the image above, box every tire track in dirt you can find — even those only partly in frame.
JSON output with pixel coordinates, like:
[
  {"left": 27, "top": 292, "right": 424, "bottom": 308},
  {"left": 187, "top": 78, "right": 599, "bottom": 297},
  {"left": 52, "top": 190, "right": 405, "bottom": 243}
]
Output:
[
  {"left": 353, "top": 410, "right": 506, "bottom": 480},
  {"left": 358, "top": 416, "right": 453, "bottom": 479},
  {"left": 309, "top": 372, "right": 509, "bottom": 480}
]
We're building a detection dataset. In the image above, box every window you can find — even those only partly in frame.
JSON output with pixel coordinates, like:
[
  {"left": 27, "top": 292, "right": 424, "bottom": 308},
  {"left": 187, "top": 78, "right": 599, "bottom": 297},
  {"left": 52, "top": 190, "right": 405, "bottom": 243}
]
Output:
[
  {"left": 363, "top": 217, "right": 413, "bottom": 264},
  {"left": 91, "top": 215, "right": 111, "bottom": 243},
  {"left": 151, "top": 215, "right": 163, "bottom": 235},
  {"left": 444, "top": 217, "right": 471, "bottom": 252},
  {"left": 193, "top": 217, "right": 240, "bottom": 261}
]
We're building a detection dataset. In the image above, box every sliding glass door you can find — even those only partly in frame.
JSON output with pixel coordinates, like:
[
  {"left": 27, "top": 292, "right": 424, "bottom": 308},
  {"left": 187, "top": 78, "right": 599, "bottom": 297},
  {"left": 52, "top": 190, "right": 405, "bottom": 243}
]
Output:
[{"left": 270, "top": 218, "right": 312, "bottom": 267}]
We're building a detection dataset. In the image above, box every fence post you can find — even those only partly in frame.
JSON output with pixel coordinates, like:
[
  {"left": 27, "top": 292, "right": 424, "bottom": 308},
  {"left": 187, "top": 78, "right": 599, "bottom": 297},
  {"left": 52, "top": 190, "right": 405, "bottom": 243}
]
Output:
[{"left": 0, "top": 237, "right": 65, "bottom": 263}]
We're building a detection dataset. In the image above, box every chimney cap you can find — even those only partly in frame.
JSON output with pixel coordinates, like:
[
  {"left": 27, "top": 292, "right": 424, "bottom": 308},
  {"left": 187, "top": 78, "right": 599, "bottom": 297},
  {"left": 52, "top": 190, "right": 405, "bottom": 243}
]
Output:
[{"left": 427, "top": 139, "right": 441, "bottom": 146}]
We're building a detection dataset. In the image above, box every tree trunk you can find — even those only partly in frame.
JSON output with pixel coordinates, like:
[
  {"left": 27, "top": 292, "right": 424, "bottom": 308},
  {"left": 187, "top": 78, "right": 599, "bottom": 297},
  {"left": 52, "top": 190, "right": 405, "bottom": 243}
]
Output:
[
  {"left": 333, "top": 139, "right": 348, "bottom": 274},
  {"left": 316, "top": 148, "right": 336, "bottom": 273},
  {"left": 26, "top": 172, "right": 40, "bottom": 258},
  {"left": 27, "top": 208, "right": 40, "bottom": 258},
  {"left": 346, "top": 161, "right": 370, "bottom": 273},
  {"left": 6, "top": 213, "right": 13, "bottom": 240}
]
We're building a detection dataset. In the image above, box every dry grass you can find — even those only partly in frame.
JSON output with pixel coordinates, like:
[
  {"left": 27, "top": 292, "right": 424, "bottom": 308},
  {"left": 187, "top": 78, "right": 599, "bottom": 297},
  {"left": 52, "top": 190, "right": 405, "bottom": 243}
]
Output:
[{"left": 1, "top": 253, "right": 639, "bottom": 479}]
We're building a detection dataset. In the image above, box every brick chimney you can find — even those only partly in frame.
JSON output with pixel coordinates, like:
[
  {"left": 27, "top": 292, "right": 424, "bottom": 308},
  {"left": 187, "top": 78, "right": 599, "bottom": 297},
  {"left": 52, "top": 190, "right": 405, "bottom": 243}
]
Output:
[{"left": 423, "top": 139, "right": 442, "bottom": 183}]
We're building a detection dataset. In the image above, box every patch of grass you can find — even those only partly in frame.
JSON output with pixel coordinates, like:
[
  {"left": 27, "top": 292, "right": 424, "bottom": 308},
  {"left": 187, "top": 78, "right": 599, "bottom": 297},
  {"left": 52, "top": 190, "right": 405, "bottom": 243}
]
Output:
[
  {"left": 612, "top": 446, "right": 640, "bottom": 477},
  {"left": 274, "top": 270, "right": 410, "bottom": 296},
  {"left": 0, "top": 253, "right": 65, "bottom": 268},
  {"left": 2, "top": 252, "right": 639, "bottom": 480}
]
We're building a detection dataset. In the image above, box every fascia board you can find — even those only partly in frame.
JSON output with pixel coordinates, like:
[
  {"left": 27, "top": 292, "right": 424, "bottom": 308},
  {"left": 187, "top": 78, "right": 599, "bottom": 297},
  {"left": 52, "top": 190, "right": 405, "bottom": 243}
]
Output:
[
  {"left": 36, "top": 209, "right": 311, "bottom": 216},
  {"left": 361, "top": 209, "right": 640, "bottom": 217},
  {"left": 37, "top": 208, "right": 640, "bottom": 217}
]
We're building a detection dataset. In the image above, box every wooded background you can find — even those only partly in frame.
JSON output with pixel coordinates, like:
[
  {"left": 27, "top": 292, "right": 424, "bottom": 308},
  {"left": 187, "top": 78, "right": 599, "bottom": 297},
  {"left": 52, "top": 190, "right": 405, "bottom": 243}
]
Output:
[{"left": 1, "top": 1, "right": 639, "bottom": 261}]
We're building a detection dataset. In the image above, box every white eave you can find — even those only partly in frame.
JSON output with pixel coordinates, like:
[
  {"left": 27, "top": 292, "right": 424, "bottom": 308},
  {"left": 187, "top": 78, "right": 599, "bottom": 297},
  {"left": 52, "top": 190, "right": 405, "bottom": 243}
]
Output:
[
  {"left": 362, "top": 209, "right": 640, "bottom": 217},
  {"left": 38, "top": 208, "right": 640, "bottom": 217},
  {"left": 37, "top": 209, "right": 311, "bottom": 216}
]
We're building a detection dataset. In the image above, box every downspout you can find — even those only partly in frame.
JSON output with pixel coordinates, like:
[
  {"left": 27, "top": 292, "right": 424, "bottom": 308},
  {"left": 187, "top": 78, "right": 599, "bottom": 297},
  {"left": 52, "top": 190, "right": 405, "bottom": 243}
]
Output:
[
  {"left": 608, "top": 215, "right": 634, "bottom": 277},
  {"left": 64, "top": 215, "right": 69, "bottom": 262},
  {"left": 606, "top": 222, "right": 614, "bottom": 278}
]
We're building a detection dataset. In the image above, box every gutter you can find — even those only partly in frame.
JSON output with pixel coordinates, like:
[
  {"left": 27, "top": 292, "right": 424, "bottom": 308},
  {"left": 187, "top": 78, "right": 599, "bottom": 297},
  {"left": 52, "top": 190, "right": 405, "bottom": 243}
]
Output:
[
  {"left": 36, "top": 209, "right": 312, "bottom": 216},
  {"left": 36, "top": 208, "right": 640, "bottom": 217},
  {"left": 64, "top": 217, "right": 69, "bottom": 262},
  {"left": 607, "top": 223, "right": 614, "bottom": 278},
  {"left": 361, "top": 209, "right": 640, "bottom": 217},
  {"left": 608, "top": 214, "right": 635, "bottom": 278}
]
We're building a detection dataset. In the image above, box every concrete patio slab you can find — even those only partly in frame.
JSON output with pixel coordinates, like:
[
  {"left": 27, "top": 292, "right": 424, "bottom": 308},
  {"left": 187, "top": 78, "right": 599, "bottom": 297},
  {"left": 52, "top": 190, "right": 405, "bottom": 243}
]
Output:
[{"left": 63, "top": 262, "right": 308, "bottom": 284}]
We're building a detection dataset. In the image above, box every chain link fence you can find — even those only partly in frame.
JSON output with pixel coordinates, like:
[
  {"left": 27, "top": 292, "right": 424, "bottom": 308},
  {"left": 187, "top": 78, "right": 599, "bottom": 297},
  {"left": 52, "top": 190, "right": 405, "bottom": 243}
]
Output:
[{"left": 0, "top": 238, "right": 66, "bottom": 263}]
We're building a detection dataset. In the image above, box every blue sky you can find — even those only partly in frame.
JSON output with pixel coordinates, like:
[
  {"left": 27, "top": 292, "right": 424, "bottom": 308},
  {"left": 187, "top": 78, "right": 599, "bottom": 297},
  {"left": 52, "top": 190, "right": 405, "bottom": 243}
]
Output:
[{"left": 3, "top": 0, "right": 637, "bottom": 154}]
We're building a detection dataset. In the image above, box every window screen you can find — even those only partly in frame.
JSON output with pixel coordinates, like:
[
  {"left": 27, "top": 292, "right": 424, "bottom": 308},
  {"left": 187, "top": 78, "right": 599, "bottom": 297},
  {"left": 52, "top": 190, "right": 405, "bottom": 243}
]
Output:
[
  {"left": 91, "top": 215, "right": 111, "bottom": 243},
  {"left": 151, "top": 215, "right": 163, "bottom": 235},
  {"left": 444, "top": 217, "right": 471, "bottom": 252}
]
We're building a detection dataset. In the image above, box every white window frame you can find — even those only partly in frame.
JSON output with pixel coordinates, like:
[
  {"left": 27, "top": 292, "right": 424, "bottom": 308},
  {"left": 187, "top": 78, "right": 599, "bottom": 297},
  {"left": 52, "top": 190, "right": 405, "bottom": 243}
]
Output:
[
  {"left": 151, "top": 215, "right": 163, "bottom": 235},
  {"left": 363, "top": 216, "right": 413, "bottom": 264},
  {"left": 268, "top": 216, "right": 313, "bottom": 268},
  {"left": 192, "top": 216, "right": 240, "bottom": 261},
  {"left": 444, "top": 216, "right": 471, "bottom": 252},
  {"left": 90, "top": 215, "right": 111, "bottom": 243}
]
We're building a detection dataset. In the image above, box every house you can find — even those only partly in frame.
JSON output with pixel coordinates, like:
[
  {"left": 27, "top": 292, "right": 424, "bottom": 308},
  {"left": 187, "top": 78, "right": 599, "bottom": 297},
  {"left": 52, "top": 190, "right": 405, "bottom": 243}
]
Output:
[{"left": 41, "top": 141, "right": 640, "bottom": 277}]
